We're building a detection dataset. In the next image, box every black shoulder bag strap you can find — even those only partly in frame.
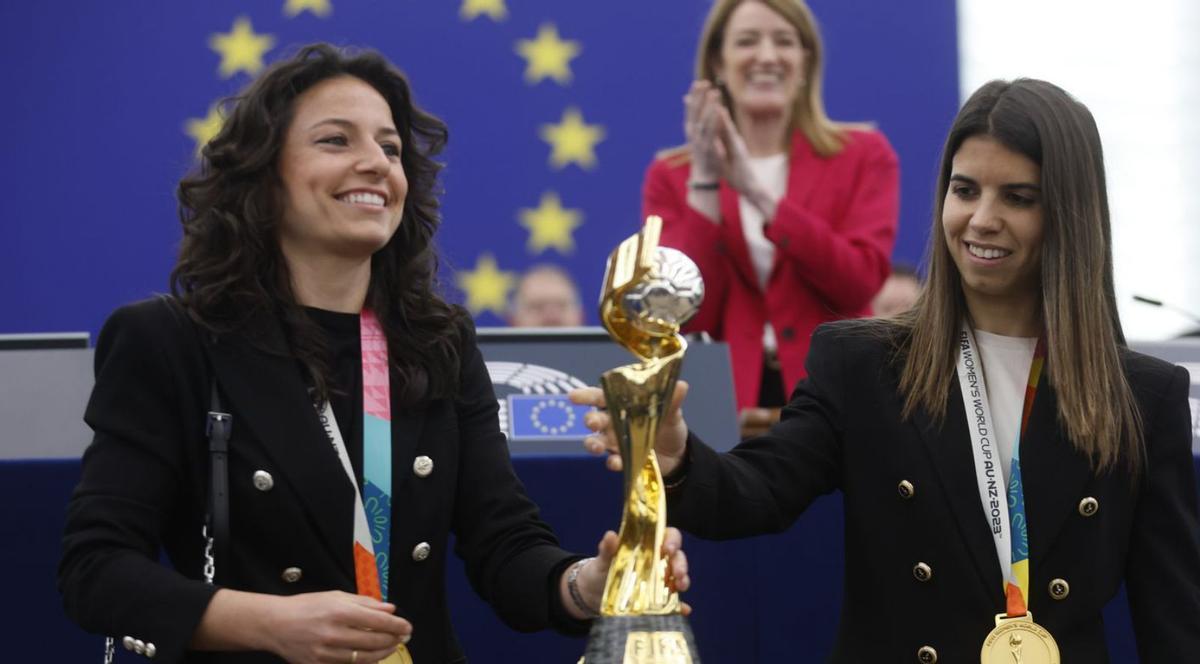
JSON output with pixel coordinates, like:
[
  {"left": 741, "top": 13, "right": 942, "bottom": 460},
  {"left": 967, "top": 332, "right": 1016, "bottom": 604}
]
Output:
[
  {"left": 204, "top": 380, "right": 232, "bottom": 585},
  {"left": 155, "top": 293, "right": 233, "bottom": 582}
]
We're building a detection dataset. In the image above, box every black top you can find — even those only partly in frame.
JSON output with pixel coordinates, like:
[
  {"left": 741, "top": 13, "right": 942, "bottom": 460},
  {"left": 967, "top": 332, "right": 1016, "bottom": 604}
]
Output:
[{"left": 304, "top": 307, "right": 363, "bottom": 482}]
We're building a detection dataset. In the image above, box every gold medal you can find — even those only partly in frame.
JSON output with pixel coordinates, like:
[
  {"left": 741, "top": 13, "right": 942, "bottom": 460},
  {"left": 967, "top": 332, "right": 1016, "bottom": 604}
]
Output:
[
  {"left": 980, "top": 612, "right": 1060, "bottom": 664},
  {"left": 379, "top": 644, "right": 413, "bottom": 664}
]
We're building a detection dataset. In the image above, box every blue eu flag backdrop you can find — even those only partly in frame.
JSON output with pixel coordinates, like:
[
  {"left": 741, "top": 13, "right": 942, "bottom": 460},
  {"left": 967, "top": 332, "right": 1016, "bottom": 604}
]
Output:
[{"left": 0, "top": 0, "right": 957, "bottom": 338}]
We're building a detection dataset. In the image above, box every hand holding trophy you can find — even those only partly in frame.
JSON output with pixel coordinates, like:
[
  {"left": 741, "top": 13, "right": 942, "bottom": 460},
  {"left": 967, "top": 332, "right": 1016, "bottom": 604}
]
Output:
[{"left": 581, "top": 216, "right": 703, "bottom": 664}]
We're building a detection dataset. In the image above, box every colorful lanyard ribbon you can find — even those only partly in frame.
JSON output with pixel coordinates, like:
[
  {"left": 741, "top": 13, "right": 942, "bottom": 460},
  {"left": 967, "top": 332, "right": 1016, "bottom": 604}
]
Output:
[
  {"left": 316, "top": 309, "right": 393, "bottom": 601},
  {"left": 955, "top": 324, "right": 1046, "bottom": 617}
]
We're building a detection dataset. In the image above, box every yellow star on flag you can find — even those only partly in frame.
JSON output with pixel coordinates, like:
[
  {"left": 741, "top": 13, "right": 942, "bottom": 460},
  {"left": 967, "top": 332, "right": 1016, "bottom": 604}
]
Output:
[
  {"left": 185, "top": 105, "right": 225, "bottom": 156},
  {"left": 519, "top": 192, "right": 583, "bottom": 254},
  {"left": 209, "top": 17, "right": 275, "bottom": 79},
  {"left": 284, "top": 0, "right": 332, "bottom": 18},
  {"left": 515, "top": 23, "right": 581, "bottom": 85},
  {"left": 456, "top": 253, "right": 517, "bottom": 315},
  {"left": 539, "top": 107, "right": 605, "bottom": 170},
  {"left": 460, "top": 0, "right": 507, "bottom": 21}
]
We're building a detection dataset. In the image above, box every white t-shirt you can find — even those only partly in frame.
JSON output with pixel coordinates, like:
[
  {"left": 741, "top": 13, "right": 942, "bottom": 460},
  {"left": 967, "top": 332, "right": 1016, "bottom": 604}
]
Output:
[
  {"left": 738, "top": 154, "right": 789, "bottom": 352},
  {"left": 974, "top": 329, "right": 1038, "bottom": 485}
]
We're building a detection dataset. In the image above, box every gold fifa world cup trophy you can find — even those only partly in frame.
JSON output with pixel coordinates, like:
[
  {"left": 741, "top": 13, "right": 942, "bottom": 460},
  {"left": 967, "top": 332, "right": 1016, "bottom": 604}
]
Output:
[{"left": 581, "top": 216, "right": 704, "bottom": 664}]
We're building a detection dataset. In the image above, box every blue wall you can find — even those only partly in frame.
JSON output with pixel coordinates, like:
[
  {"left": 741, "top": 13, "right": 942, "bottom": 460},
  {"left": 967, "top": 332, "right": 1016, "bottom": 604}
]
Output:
[{"left": 0, "top": 0, "right": 959, "bottom": 336}]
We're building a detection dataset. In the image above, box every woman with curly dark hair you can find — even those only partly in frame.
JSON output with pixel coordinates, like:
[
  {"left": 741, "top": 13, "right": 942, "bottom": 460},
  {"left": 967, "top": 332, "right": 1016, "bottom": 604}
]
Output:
[{"left": 58, "top": 44, "right": 688, "bottom": 664}]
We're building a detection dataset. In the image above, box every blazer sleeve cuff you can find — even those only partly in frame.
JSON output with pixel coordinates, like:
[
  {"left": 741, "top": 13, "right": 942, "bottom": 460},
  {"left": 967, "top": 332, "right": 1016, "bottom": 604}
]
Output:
[
  {"left": 546, "top": 555, "right": 593, "bottom": 636},
  {"left": 665, "top": 432, "right": 722, "bottom": 531}
]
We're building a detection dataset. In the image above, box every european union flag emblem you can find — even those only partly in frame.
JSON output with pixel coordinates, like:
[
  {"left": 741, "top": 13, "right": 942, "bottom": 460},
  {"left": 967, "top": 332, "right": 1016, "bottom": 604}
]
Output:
[{"left": 507, "top": 394, "right": 593, "bottom": 441}]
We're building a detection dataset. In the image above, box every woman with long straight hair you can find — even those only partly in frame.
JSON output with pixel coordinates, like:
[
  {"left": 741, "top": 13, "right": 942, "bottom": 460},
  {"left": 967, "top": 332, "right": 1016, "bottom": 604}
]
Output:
[{"left": 578, "top": 78, "right": 1200, "bottom": 661}]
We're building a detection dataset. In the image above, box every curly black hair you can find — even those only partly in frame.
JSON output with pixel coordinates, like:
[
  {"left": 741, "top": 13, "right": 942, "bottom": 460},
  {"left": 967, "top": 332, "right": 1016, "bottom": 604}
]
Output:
[{"left": 171, "top": 43, "right": 468, "bottom": 403}]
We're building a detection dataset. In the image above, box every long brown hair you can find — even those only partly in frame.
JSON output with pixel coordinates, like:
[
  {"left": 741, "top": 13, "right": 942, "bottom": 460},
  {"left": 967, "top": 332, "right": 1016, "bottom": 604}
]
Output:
[
  {"left": 897, "top": 79, "right": 1142, "bottom": 474},
  {"left": 171, "top": 43, "right": 469, "bottom": 403},
  {"left": 694, "top": 0, "right": 849, "bottom": 157}
]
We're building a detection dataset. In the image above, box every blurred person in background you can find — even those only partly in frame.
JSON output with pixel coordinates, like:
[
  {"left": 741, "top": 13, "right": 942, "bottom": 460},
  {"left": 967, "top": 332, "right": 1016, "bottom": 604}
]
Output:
[
  {"left": 507, "top": 264, "right": 585, "bottom": 328},
  {"left": 871, "top": 263, "right": 922, "bottom": 317},
  {"left": 642, "top": 0, "right": 899, "bottom": 439}
]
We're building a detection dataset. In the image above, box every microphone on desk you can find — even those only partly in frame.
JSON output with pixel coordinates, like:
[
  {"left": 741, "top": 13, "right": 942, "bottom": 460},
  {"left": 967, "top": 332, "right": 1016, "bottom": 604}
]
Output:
[{"left": 1132, "top": 294, "right": 1200, "bottom": 330}]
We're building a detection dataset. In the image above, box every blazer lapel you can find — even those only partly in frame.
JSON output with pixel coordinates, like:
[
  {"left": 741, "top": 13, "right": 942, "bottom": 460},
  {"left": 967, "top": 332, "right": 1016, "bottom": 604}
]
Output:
[
  {"left": 202, "top": 317, "right": 355, "bottom": 574},
  {"left": 717, "top": 184, "right": 761, "bottom": 292},
  {"left": 718, "top": 132, "right": 821, "bottom": 294},
  {"left": 766, "top": 133, "right": 821, "bottom": 284},
  {"left": 911, "top": 379, "right": 1005, "bottom": 606},
  {"left": 1017, "top": 380, "right": 1090, "bottom": 572}
]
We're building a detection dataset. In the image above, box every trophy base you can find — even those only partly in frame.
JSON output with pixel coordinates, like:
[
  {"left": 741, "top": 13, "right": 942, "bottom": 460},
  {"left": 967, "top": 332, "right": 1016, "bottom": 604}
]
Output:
[{"left": 581, "top": 614, "right": 700, "bottom": 664}]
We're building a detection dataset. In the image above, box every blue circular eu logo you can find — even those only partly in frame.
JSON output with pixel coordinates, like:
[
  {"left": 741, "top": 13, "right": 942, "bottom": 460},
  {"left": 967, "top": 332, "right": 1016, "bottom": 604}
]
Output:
[{"left": 529, "top": 398, "right": 577, "bottom": 435}]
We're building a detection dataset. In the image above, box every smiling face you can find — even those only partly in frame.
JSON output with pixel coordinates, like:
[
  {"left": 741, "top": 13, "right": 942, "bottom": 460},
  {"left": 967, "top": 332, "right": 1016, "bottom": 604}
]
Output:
[
  {"left": 942, "top": 135, "right": 1044, "bottom": 312},
  {"left": 714, "top": 0, "right": 805, "bottom": 121},
  {"left": 277, "top": 75, "right": 408, "bottom": 263}
]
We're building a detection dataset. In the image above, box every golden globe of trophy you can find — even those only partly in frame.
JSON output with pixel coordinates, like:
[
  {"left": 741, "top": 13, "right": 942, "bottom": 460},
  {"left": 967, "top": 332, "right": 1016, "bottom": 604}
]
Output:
[{"left": 581, "top": 216, "right": 704, "bottom": 664}]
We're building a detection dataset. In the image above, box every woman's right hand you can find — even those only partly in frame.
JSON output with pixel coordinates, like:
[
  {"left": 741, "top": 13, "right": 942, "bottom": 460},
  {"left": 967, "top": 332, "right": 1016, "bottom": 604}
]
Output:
[
  {"left": 196, "top": 589, "right": 411, "bottom": 663},
  {"left": 569, "top": 381, "right": 690, "bottom": 476},
  {"left": 258, "top": 591, "right": 410, "bottom": 664},
  {"left": 684, "top": 81, "right": 725, "bottom": 183}
]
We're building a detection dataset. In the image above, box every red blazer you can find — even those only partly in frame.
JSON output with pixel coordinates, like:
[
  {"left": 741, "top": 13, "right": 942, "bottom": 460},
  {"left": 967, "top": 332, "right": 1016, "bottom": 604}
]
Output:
[{"left": 642, "top": 129, "right": 900, "bottom": 410}]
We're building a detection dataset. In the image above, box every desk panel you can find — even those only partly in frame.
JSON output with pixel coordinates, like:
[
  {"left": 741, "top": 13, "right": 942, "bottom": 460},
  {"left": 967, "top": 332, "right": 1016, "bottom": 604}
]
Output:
[{"left": 5, "top": 456, "right": 1197, "bottom": 661}]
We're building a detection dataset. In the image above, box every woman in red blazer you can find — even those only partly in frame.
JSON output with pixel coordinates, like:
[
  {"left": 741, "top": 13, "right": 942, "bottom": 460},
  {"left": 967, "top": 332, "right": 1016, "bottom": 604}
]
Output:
[{"left": 643, "top": 0, "right": 899, "bottom": 431}]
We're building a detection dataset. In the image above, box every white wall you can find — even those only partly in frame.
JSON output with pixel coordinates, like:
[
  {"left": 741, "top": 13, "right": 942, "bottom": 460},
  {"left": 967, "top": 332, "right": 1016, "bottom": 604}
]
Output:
[{"left": 957, "top": 0, "right": 1200, "bottom": 339}]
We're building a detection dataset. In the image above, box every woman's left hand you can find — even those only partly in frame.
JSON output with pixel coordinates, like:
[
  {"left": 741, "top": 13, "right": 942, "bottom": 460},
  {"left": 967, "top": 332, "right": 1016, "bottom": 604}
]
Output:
[
  {"left": 564, "top": 529, "right": 692, "bottom": 620},
  {"left": 713, "top": 107, "right": 779, "bottom": 219}
]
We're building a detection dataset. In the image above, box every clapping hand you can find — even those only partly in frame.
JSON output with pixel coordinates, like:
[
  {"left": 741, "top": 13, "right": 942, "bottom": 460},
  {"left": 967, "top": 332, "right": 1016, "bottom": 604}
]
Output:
[
  {"left": 684, "top": 81, "right": 726, "bottom": 184},
  {"left": 683, "top": 81, "right": 771, "bottom": 214}
]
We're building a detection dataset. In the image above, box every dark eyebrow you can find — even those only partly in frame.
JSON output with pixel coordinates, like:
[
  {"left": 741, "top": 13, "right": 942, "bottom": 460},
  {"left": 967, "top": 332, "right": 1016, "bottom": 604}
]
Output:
[
  {"left": 1001, "top": 183, "right": 1041, "bottom": 192},
  {"left": 307, "top": 118, "right": 400, "bottom": 138},
  {"left": 732, "top": 28, "right": 797, "bottom": 37},
  {"left": 949, "top": 174, "right": 1040, "bottom": 191}
]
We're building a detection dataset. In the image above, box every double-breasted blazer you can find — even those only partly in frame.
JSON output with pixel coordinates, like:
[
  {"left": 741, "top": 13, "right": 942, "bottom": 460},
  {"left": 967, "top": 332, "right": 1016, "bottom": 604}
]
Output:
[
  {"left": 59, "top": 298, "right": 584, "bottom": 663},
  {"left": 668, "top": 323, "right": 1200, "bottom": 662},
  {"left": 643, "top": 129, "right": 900, "bottom": 409}
]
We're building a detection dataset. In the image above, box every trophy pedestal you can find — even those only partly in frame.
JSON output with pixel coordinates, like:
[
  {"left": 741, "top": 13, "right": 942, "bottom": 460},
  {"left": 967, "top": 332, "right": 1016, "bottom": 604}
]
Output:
[{"left": 582, "top": 614, "right": 700, "bottom": 664}]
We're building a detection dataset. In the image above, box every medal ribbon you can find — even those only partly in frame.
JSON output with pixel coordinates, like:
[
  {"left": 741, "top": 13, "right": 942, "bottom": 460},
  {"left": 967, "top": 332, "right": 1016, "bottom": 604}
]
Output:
[
  {"left": 316, "top": 309, "right": 393, "bottom": 601},
  {"left": 955, "top": 324, "right": 1045, "bottom": 618}
]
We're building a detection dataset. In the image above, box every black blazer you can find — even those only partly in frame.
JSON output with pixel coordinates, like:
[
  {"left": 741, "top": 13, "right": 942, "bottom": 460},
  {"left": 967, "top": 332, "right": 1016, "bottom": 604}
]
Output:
[
  {"left": 59, "top": 298, "right": 584, "bottom": 663},
  {"left": 669, "top": 323, "right": 1200, "bottom": 662}
]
